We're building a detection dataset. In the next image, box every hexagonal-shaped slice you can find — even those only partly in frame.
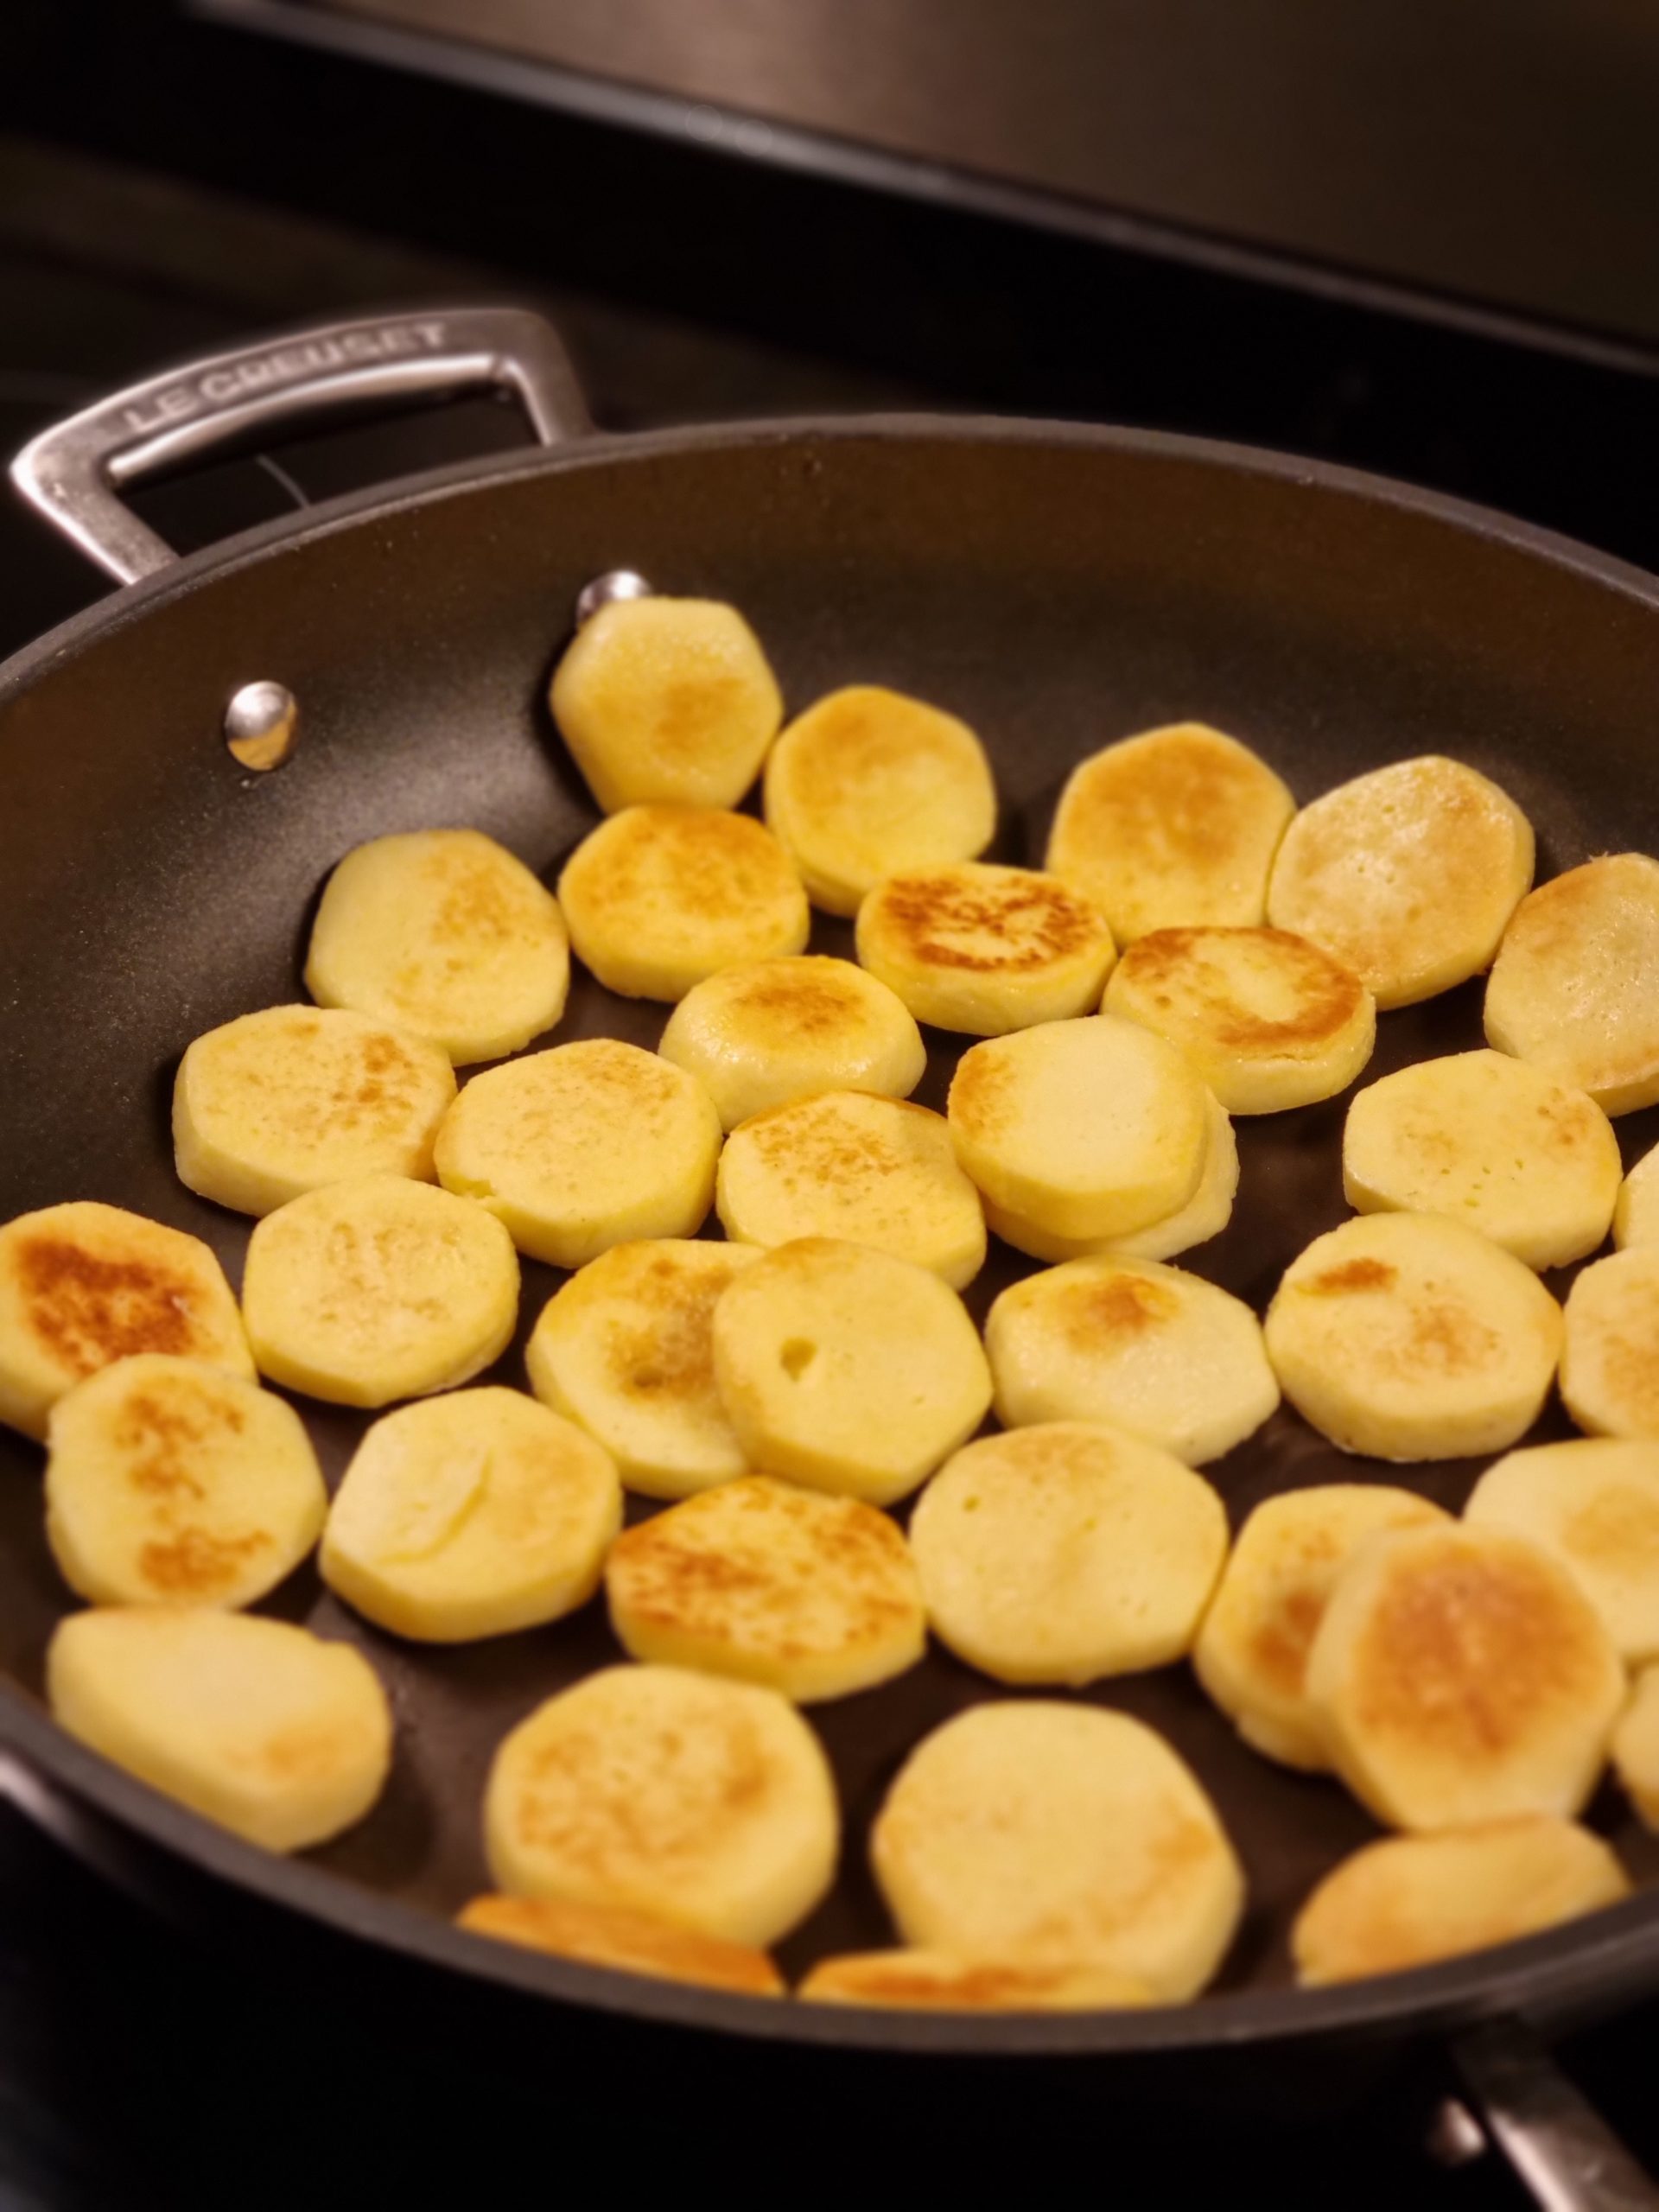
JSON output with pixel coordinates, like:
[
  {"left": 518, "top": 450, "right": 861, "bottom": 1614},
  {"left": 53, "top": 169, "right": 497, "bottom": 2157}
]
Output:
[
  {"left": 798, "top": 1951, "right": 1150, "bottom": 2011},
  {"left": 1486, "top": 855, "right": 1659, "bottom": 1115},
  {"left": 1562, "top": 1247, "right": 1659, "bottom": 1440},
  {"left": 1465, "top": 1439, "right": 1659, "bottom": 1663},
  {"left": 1615, "top": 1139, "right": 1659, "bottom": 1250},
  {"left": 457, "top": 1891, "right": 784, "bottom": 1994}
]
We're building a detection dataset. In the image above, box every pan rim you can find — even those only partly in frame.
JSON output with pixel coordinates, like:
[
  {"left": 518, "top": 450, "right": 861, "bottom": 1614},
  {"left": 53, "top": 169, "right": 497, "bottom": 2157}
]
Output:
[{"left": 5, "top": 407, "right": 1659, "bottom": 2055}]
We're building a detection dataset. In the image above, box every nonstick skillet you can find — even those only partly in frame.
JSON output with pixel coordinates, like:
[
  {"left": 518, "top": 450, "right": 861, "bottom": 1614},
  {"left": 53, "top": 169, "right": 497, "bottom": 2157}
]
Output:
[{"left": 5, "top": 305, "right": 1659, "bottom": 2202}]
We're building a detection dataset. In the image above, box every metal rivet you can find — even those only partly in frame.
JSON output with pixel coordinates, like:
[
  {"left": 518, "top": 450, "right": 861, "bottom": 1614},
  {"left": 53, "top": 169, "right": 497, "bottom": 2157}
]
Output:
[
  {"left": 224, "top": 680, "right": 299, "bottom": 772},
  {"left": 574, "top": 569, "right": 653, "bottom": 629},
  {"left": 1426, "top": 2098, "right": 1487, "bottom": 2168}
]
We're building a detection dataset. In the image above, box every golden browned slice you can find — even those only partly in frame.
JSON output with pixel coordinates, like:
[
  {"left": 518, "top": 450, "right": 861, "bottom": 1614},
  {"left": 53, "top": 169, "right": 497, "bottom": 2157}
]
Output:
[
  {"left": 524, "top": 1239, "right": 760, "bottom": 1499},
  {"left": 1465, "top": 1439, "right": 1659, "bottom": 1663},
  {"left": 1292, "top": 1820, "right": 1630, "bottom": 1986},
  {"left": 871, "top": 1701, "right": 1243, "bottom": 2000},
  {"left": 484, "top": 1664, "right": 839, "bottom": 1948},
  {"left": 1561, "top": 1247, "right": 1659, "bottom": 1439},
  {"left": 709, "top": 1237, "right": 991, "bottom": 1505},
  {"left": 979, "top": 1091, "right": 1238, "bottom": 1265},
  {"left": 458, "top": 1891, "right": 785, "bottom": 1994},
  {"left": 45, "top": 1353, "right": 325, "bottom": 1611},
  {"left": 1485, "top": 855, "right": 1659, "bottom": 1115},
  {"left": 0, "top": 1201, "right": 253, "bottom": 1442},
  {"left": 173, "top": 1004, "right": 458, "bottom": 1217},
  {"left": 658, "top": 956, "right": 925, "bottom": 1131},
  {"left": 1263, "top": 1213, "right": 1563, "bottom": 1461},
  {"left": 557, "top": 804, "right": 809, "bottom": 1001},
  {"left": 763, "top": 684, "right": 997, "bottom": 917},
  {"left": 1103, "top": 925, "right": 1375, "bottom": 1114},
  {"left": 855, "top": 863, "right": 1116, "bottom": 1036},
  {"left": 549, "top": 595, "right": 784, "bottom": 813},
  {"left": 605, "top": 1473, "right": 925, "bottom": 1702},
  {"left": 1306, "top": 1522, "right": 1625, "bottom": 1829},
  {"left": 716, "top": 1091, "right": 987, "bottom": 1289},
  {"left": 798, "top": 1951, "right": 1152, "bottom": 2010},
  {"left": 1194, "top": 1484, "right": 1450, "bottom": 1770},
  {"left": 1046, "top": 722, "right": 1294, "bottom": 942},
  {"left": 1612, "top": 1666, "right": 1659, "bottom": 1829},
  {"left": 304, "top": 828, "right": 569, "bottom": 1065},
  {"left": 1268, "top": 756, "right": 1534, "bottom": 1008}
]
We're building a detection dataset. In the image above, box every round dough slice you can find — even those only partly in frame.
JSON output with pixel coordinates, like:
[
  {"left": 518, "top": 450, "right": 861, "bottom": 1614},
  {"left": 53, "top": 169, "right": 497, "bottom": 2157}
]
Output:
[
  {"left": 1292, "top": 1820, "right": 1630, "bottom": 1987},
  {"left": 1562, "top": 1248, "right": 1659, "bottom": 1439},
  {"left": 1263, "top": 1212, "right": 1563, "bottom": 1461},
  {"left": 855, "top": 863, "right": 1116, "bottom": 1037},
  {"left": 1465, "top": 1440, "right": 1659, "bottom": 1663},
  {"left": 457, "top": 1891, "right": 784, "bottom": 1995},
  {"left": 985, "top": 1255, "right": 1276, "bottom": 1466},
  {"left": 605, "top": 1473, "right": 925, "bottom": 1701},
  {"left": 48, "top": 1607, "right": 391, "bottom": 1853},
  {"left": 557, "top": 805, "right": 809, "bottom": 1002},
  {"left": 321, "top": 1387, "right": 621, "bottom": 1642},
  {"left": 798, "top": 1951, "right": 1151, "bottom": 2011},
  {"left": 948, "top": 1016, "right": 1208, "bottom": 1243},
  {"left": 717, "top": 1091, "right": 986, "bottom": 1289},
  {"left": 0, "top": 1201, "right": 252, "bottom": 1442},
  {"left": 305, "top": 828, "right": 569, "bottom": 1065},
  {"left": 435, "top": 1040, "right": 721, "bottom": 1268},
  {"left": 871, "top": 1701, "right": 1243, "bottom": 2000},
  {"left": 1612, "top": 1666, "right": 1659, "bottom": 1830},
  {"left": 45, "top": 1353, "right": 326, "bottom": 1611},
  {"left": 524, "top": 1239, "right": 760, "bottom": 1499},
  {"left": 709, "top": 1238, "right": 991, "bottom": 1506},
  {"left": 484, "top": 1663, "right": 839, "bottom": 1947},
  {"left": 980, "top": 1091, "right": 1237, "bottom": 1266},
  {"left": 1306, "top": 1522, "right": 1625, "bottom": 1830},
  {"left": 241, "top": 1174, "right": 518, "bottom": 1408},
  {"left": 1343, "top": 1050, "right": 1618, "bottom": 1271},
  {"left": 1485, "top": 855, "right": 1659, "bottom": 1115},
  {"left": 658, "top": 956, "right": 925, "bottom": 1132},
  {"left": 1193, "top": 1484, "right": 1452, "bottom": 1770},
  {"left": 174, "top": 1004, "right": 458, "bottom": 1217},
  {"left": 1046, "top": 722, "right": 1294, "bottom": 943},
  {"left": 1103, "top": 925, "right": 1375, "bottom": 1114},
  {"left": 1615, "top": 1141, "right": 1659, "bottom": 1250},
  {"left": 549, "top": 595, "right": 783, "bottom": 814},
  {"left": 1267, "top": 755, "right": 1534, "bottom": 1009},
  {"left": 909, "top": 1423, "right": 1228, "bottom": 1685},
  {"left": 763, "top": 684, "right": 996, "bottom": 918}
]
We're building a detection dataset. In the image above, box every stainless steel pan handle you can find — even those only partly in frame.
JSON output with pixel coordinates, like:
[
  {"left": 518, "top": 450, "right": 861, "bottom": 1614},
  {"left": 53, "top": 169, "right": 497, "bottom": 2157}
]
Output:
[{"left": 8, "top": 305, "right": 591, "bottom": 584}]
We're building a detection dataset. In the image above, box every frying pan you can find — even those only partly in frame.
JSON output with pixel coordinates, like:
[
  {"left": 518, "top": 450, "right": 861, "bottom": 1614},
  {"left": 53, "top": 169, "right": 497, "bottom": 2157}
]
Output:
[{"left": 4, "top": 304, "right": 1659, "bottom": 2202}]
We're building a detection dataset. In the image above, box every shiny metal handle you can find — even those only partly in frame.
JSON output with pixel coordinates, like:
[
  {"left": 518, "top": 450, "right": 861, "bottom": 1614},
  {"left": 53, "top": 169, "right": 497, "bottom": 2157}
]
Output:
[
  {"left": 1455, "top": 2024, "right": 1659, "bottom": 2211},
  {"left": 8, "top": 305, "right": 591, "bottom": 585}
]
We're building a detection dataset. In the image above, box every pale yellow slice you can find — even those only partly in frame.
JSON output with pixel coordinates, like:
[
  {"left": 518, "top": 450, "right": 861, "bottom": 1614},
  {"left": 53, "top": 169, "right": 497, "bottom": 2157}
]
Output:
[
  {"left": 48, "top": 1607, "right": 391, "bottom": 1853},
  {"left": 1343, "top": 1050, "right": 1618, "bottom": 1271},
  {"left": 0, "top": 1201, "right": 253, "bottom": 1442},
  {"left": 871, "top": 1701, "right": 1243, "bottom": 2000},
  {"left": 457, "top": 1891, "right": 785, "bottom": 1994},
  {"left": 1562, "top": 1248, "right": 1659, "bottom": 1439},
  {"left": 1193, "top": 1484, "right": 1452, "bottom": 1770},
  {"left": 985, "top": 1255, "right": 1276, "bottom": 1466},
  {"left": 1264, "top": 1212, "right": 1563, "bottom": 1461},
  {"left": 763, "top": 684, "right": 997, "bottom": 917},
  {"left": 910, "top": 1422, "right": 1227, "bottom": 1686},
  {"left": 550, "top": 595, "right": 783, "bottom": 813},
  {"left": 980, "top": 1091, "right": 1238, "bottom": 1265},
  {"left": 45, "top": 1353, "right": 325, "bottom": 1611},
  {"left": 241, "top": 1174, "right": 518, "bottom": 1408},
  {"left": 557, "top": 805, "right": 809, "bottom": 1001},
  {"left": 1046, "top": 722, "right": 1294, "bottom": 943},
  {"left": 1267, "top": 756, "right": 1534, "bottom": 1009},
  {"left": 1306, "top": 1522, "right": 1625, "bottom": 1830},
  {"left": 174, "top": 1004, "right": 457, "bottom": 1217},
  {"left": 1486, "top": 855, "right": 1659, "bottom": 1115},
  {"left": 717, "top": 1091, "right": 986, "bottom": 1290},
  {"left": 709, "top": 1237, "right": 991, "bottom": 1506},
  {"left": 484, "top": 1663, "right": 838, "bottom": 1947},
  {"left": 1465, "top": 1440, "right": 1659, "bottom": 1664},
  {"left": 1103, "top": 925, "right": 1375, "bottom": 1114},
  {"left": 435, "top": 1039, "right": 721, "bottom": 1269},
  {"left": 321, "top": 1387, "right": 620, "bottom": 1642},
  {"left": 524, "top": 1239, "right": 759, "bottom": 1499},
  {"left": 948, "top": 1016, "right": 1208, "bottom": 1243},
  {"left": 798, "top": 1951, "right": 1151, "bottom": 2011},
  {"left": 305, "top": 828, "right": 569, "bottom": 1065},
  {"left": 605, "top": 1473, "right": 925, "bottom": 1701},
  {"left": 1293, "top": 1820, "right": 1630, "bottom": 1986},
  {"left": 1612, "top": 1666, "right": 1659, "bottom": 1829},
  {"left": 1616, "top": 1141, "right": 1659, "bottom": 1249},
  {"left": 658, "top": 956, "right": 925, "bottom": 1131},
  {"left": 855, "top": 863, "right": 1116, "bottom": 1037}
]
